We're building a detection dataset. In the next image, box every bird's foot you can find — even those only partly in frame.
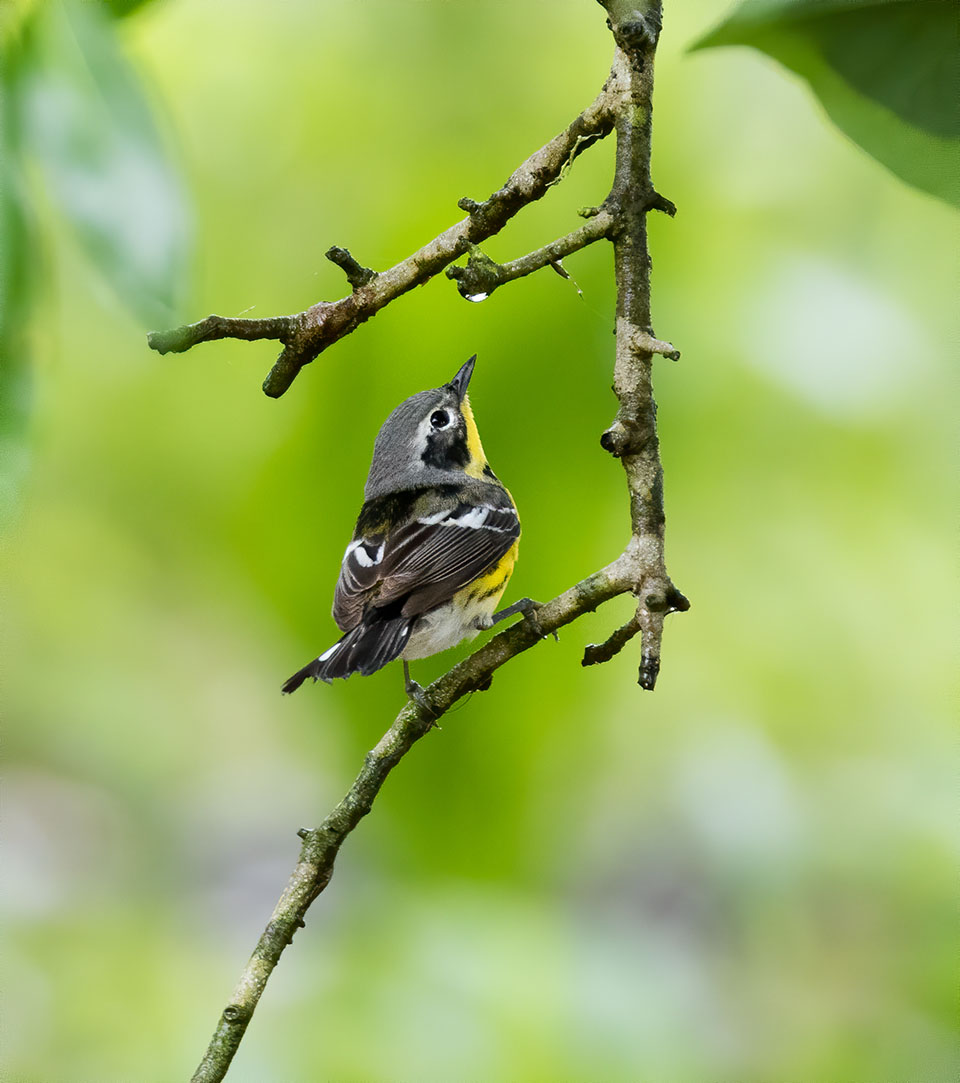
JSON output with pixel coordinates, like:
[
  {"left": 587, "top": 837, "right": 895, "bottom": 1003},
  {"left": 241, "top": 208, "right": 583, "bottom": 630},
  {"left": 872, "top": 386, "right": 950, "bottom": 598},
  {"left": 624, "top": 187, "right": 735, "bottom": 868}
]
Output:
[
  {"left": 489, "top": 597, "right": 557, "bottom": 641},
  {"left": 403, "top": 662, "right": 440, "bottom": 727}
]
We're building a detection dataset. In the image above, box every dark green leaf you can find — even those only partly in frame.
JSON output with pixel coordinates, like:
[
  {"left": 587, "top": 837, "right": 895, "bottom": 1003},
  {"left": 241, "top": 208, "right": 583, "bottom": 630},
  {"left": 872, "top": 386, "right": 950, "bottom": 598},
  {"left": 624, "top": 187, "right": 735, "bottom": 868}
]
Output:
[
  {"left": 692, "top": 0, "right": 960, "bottom": 207},
  {"left": 0, "top": 0, "right": 39, "bottom": 50},
  {"left": 0, "top": 49, "right": 35, "bottom": 525},
  {"left": 12, "top": 0, "right": 191, "bottom": 326},
  {"left": 102, "top": 0, "right": 158, "bottom": 18}
]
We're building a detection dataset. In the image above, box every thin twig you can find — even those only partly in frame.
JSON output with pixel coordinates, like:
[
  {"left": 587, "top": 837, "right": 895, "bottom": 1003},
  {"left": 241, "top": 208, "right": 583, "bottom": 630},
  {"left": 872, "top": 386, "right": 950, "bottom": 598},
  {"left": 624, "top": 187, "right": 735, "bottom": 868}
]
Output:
[
  {"left": 325, "top": 247, "right": 376, "bottom": 290},
  {"left": 445, "top": 210, "right": 615, "bottom": 300},
  {"left": 627, "top": 326, "right": 680, "bottom": 361},
  {"left": 582, "top": 612, "right": 641, "bottom": 666},
  {"left": 147, "top": 315, "right": 297, "bottom": 355}
]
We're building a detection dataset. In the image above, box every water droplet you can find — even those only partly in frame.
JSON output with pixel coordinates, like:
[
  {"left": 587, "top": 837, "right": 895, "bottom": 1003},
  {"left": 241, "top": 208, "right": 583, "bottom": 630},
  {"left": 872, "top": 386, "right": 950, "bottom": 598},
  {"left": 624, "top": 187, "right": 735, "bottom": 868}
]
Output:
[{"left": 465, "top": 292, "right": 488, "bottom": 303}]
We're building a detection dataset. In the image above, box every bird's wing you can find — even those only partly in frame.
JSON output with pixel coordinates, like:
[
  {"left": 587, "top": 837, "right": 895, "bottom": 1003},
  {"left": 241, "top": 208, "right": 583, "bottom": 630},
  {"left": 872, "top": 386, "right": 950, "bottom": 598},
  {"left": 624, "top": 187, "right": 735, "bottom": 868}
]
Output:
[
  {"left": 331, "top": 534, "right": 389, "bottom": 631},
  {"left": 332, "top": 493, "right": 519, "bottom": 630}
]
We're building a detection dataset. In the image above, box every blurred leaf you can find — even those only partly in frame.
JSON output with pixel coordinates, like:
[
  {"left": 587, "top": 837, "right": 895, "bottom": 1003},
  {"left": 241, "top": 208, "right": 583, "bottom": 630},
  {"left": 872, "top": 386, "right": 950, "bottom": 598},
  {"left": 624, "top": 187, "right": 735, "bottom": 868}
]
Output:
[
  {"left": 0, "top": 44, "right": 35, "bottom": 525},
  {"left": 0, "top": 0, "right": 40, "bottom": 49},
  {"left": 692, "top": 0, "right": 960, "bottom": 208},
  {"left": 102, "top": 0, "right": 158, "bottom": 18},
  {"left": 11, "top": 0, "right": 191, "bottom": 326}
]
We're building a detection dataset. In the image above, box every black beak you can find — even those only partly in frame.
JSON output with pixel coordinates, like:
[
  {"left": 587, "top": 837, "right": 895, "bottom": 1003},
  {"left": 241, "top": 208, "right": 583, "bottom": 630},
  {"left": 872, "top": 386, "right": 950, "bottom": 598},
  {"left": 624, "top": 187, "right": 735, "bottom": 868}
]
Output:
[{"left": 449, "top": 354, "right": 476, "bottom": 402}]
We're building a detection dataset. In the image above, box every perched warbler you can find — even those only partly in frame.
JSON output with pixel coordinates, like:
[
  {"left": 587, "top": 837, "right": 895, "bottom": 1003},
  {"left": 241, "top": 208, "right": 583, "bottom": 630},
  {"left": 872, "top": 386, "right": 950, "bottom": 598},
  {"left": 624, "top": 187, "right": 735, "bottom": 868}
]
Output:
[{"left": 282, "top": 355, "right": 538, "bottom": 699}]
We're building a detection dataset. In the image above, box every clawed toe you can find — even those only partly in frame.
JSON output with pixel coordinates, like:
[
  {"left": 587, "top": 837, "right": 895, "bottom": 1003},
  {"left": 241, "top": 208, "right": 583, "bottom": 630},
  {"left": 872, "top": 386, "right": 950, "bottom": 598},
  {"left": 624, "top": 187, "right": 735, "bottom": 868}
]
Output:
[
  {"left": 489, "top": 596, "right": 557, "bottom": 640},
  {"left": 516, "top": 599, "right": 557, "bottom": 642},
  {"left": 403, "top": 662, "right": 440, "bottom": 725},
  {"left": 406, "top": 680, "right": 440, "bottom": 723}
]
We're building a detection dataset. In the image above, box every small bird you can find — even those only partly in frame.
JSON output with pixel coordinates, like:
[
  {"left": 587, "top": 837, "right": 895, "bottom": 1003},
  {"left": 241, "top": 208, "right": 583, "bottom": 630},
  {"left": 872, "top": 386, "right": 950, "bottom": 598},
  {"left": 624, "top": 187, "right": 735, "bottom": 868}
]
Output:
[{"left": 282, "top": 355, "right": 537, "bottom": 699}]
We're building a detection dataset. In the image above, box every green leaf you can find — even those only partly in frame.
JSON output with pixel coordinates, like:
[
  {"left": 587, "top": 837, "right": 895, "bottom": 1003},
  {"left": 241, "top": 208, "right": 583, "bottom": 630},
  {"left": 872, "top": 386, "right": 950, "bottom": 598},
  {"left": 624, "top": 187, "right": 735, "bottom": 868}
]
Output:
[
  {"left": 0, "top": 0, "right": 40, "bottom": 50},
  {"left": 0, "top": 51, "right": 35, "bottom": 526},
  {"left": 11, "top": 0, "right": 191, "bottom": 326},
  {"left": 692, "top": 0, "right": 960, "bottom": 208},
  {"left": 102, "top": 0, "right": 158, "bottom": 18}
]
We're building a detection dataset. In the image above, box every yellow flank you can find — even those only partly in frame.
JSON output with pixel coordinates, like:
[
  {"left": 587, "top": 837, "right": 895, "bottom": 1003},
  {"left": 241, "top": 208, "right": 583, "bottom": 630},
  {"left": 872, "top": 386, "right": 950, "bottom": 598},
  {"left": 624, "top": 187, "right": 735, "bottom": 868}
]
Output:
[
  {"left": 456, "top": 394, "right": 520, "bottom": 613},
  {"left": 460, "top": 539, "right": 519, "bottom": 607},
  {"left": 460, "top": 396, "right": 489, "bottom": 479}
]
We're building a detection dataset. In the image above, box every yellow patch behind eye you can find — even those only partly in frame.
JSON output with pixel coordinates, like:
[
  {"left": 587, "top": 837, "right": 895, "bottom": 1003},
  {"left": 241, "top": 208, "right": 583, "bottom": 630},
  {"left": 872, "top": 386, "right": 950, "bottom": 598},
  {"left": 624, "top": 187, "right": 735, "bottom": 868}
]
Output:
[{"left": 460, "top": 395, "right": 488, "bottom": 479}]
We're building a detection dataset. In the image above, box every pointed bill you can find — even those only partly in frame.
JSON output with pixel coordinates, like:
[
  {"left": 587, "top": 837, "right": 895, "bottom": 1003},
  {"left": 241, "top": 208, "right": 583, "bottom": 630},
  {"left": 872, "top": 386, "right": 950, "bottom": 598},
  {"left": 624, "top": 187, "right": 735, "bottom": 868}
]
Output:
[{"left": 448, "top": 354, "right": 476, "bottom": 402}]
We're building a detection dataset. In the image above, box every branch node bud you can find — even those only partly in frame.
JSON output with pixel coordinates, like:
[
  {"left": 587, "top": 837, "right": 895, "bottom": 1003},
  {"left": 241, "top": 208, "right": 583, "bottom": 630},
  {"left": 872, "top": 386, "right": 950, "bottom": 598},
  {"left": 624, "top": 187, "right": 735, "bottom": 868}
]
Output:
[
  {"left": 325, "top": 246, "right": 376, "bottom": 289},
  {"left": 609, "top": 10, "right": 662, "bottom": 53},
  {"left": 600, "top": 421, "right": 632, "bottom": 457},
  {"left": 666, "top": 587, "right": 691, "bottom": 614},
  {"left": 629, "top": 327, "right": 680, "bottom": 362},
  {"left": 648, "top": 191, "right": 677, "bottom": 217}
]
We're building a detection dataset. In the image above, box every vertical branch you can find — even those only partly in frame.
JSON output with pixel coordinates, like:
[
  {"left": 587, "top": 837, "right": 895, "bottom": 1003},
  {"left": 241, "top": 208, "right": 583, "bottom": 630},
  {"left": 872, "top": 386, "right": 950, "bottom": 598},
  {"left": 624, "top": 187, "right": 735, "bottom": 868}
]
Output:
[{"left": 599, "top": 2, "right": 689, "bottom": 687}]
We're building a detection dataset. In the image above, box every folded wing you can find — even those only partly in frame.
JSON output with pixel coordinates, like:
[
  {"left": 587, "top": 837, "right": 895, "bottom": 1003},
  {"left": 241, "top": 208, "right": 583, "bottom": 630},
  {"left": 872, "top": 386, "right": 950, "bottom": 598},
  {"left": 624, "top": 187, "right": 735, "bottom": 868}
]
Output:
[{"left": 333, "top": 493, "right": 519, "bottom": 632}]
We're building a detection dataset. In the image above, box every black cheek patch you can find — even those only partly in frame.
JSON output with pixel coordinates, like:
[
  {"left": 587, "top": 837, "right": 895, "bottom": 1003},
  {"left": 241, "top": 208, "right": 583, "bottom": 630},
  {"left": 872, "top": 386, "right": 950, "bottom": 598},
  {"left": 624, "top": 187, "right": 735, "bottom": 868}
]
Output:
[{"left": 422, "top": 429, "right": 469, "bottom": 470}]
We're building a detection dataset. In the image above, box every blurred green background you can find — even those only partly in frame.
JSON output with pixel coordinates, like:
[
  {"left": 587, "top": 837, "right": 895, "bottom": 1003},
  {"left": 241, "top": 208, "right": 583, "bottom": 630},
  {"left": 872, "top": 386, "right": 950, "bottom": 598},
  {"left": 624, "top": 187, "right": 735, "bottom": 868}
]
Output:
[{"left": 2, "top": 1, "right": 957, "bottom": 1080}]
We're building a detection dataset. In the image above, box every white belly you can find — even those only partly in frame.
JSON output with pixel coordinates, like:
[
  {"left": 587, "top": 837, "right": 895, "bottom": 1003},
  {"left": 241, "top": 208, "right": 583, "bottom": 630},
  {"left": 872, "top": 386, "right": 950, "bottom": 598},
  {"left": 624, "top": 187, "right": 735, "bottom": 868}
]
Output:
[{"left": 402, "top": 594, "right": 497, "bottom": 661}]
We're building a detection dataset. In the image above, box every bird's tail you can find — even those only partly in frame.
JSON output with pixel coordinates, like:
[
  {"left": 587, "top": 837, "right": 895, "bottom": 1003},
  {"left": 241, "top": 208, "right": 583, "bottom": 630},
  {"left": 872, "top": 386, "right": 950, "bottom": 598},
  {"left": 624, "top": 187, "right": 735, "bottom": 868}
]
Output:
[{"left": 281, "top": 616, "right": 412, "bottom": 694}]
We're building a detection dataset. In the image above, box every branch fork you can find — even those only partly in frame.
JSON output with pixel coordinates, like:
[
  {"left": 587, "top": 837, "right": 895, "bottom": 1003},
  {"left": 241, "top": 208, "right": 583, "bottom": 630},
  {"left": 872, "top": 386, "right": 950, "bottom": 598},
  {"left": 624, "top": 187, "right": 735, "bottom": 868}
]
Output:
[{"left": 445, "top": 209, "right": 616, "bottom": 300}]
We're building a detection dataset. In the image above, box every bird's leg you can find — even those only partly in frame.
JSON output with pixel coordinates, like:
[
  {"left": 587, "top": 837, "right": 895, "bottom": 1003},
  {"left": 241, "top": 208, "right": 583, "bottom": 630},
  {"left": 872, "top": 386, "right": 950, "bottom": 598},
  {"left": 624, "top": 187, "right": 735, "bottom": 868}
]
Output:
[
  {"left": 488, "top": 597, "right": 557, "bottom": 641},
  {"left": 403, "top": 661, "right": 440, "bottom": 725}
]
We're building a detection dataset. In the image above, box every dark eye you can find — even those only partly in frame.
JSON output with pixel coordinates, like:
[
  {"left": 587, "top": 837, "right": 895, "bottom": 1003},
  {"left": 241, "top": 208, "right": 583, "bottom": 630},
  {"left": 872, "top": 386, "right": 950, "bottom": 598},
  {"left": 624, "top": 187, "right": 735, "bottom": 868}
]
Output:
[{"left": 430, "top": 410, "right": 450, "bottom": 429}]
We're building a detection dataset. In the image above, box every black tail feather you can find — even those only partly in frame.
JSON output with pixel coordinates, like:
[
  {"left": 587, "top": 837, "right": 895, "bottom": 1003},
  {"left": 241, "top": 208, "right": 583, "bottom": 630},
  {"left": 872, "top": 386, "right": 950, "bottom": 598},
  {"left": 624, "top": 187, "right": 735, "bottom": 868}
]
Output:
[
  {"left": 281, "top": 657, "right": 330, "bottom": 695},
  {"left": 281, "top": 616, "right": 412, "bottom": 694}
]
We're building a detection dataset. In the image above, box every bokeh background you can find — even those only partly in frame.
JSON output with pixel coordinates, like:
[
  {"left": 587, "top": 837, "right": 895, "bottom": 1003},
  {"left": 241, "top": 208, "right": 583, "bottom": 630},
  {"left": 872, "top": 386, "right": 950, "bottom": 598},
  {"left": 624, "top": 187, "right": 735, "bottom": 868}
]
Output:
[{"left": 2, "top": 1, "right": 957, "bottom": 1080}]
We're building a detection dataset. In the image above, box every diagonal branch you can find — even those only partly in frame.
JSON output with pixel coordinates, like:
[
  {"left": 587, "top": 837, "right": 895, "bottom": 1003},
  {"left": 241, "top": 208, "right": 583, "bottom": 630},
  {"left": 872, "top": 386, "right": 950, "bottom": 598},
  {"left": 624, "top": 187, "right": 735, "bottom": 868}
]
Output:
[
  {"left": 148, "top": 87, "right": 617, "bottom": 398},
  {"left": 582, "top": 611, "right": 641, "bottom": 666},
  {"left": 190, "top": 554, "right": 635, "bottom": 1083}
]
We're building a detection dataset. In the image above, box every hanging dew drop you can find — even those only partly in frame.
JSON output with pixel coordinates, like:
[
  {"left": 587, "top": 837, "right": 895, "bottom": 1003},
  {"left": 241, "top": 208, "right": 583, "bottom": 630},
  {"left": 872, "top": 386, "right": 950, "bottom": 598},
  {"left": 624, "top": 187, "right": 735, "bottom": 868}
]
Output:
[{"left": 465, "top": 292, "right": 488, "bottom": 303}]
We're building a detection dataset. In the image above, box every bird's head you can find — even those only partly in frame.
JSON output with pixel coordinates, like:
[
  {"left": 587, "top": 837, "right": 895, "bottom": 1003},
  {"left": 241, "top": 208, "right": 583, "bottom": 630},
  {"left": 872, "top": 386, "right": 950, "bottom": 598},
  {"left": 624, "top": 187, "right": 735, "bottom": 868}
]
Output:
[{"left": 364, "top": 355, "right": 492, "bottom": 499}]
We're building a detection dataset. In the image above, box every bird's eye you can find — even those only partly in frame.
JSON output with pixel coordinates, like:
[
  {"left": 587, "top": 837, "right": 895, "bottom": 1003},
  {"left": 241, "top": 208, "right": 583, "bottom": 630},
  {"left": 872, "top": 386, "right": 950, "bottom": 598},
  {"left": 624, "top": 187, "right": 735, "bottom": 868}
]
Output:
[{"left": 430, "top": 410, "right": 450, "bottom": 429}]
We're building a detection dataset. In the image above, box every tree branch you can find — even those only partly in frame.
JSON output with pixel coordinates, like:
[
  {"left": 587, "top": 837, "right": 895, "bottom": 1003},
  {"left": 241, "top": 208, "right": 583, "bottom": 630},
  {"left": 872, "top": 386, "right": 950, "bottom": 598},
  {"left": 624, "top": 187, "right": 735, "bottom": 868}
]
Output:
[
  {"left": 190, "top": 554, "right": 634, "bottom": 1083},
  {"left": 148, "top": 88, "right": 616, "bottom": 398},
  {"left": 582, "top": 611, "right": 641, "bottom": 665},
  {"left": 594, "top": 0, "right": 689, "bottom": 688},
  {"left": 147, "top": 315, "right": 298, "bottom": 355},
  {"left": 186, "top": 4, "right": 689, "bottom": 1078}
]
